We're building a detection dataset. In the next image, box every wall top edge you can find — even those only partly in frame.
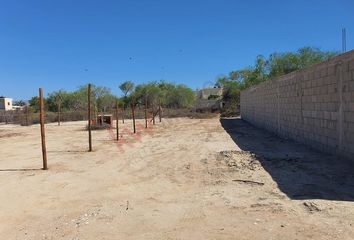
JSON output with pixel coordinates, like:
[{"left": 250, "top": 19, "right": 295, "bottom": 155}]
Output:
[{"left": 241, "top": 49, "right": 354, "bottom": 93}]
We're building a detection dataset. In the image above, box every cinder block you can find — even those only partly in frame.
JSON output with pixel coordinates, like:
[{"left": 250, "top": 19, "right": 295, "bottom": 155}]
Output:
[
  {"left": 344, "top": 69, "right": 351, "bottom": 80},
  {"left": 344, "top": 112, "right": 354, "bottom": 123},
  {"left": 349, "top": 60, "right": 354, "bottom": 71},
  {"left": 328, "top": 65, "right": 336, "bottom": 76},
  {"left": 240, "top": 51, "right": 354, "bottom": 160},
  {"left": 349, "top": 102, "right": 354, "bottom": 111},
  {"left": 349, "top": 81, "right": 354, "bottom": 92}
]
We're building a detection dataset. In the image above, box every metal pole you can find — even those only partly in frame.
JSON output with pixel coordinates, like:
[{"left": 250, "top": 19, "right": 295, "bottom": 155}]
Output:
[
  {"left": 39, "top": 88, "right": 48, "bottom": 170},
  {"left": 145, "top": 96, "right": 148, "bottom": 128},
  {"left": 131, "top": 99, "right": 136, "bottom": 133},
  {"left": 88, "top": 84, "right": 92, "bottom": 152},
  {"left": 116, "top": 99, "right": 119, "bottom": 140}
]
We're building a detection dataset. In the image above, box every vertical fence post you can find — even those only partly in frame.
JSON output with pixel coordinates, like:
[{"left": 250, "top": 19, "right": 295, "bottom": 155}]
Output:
[
  {"left": 116, "top": 98, "right": 119, "bottom": 141},
  {"left": 131, "top": 99, "right": 136, "bottom": 133},
  {"left": 158, "top": 98, "right": 162, "bottom": 122},
  {"left": 39, "top": 88, "right": 48, "bottom": 170},
  {"left": 145, "top": 96, "right": 148, "bottom": 128},
  {"left": 88, "top": 84, "right": 92, "bottom": 152}
]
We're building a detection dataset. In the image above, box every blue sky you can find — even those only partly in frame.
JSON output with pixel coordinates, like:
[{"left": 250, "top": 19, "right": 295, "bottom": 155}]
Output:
[{"left": 1, "top": 0, "right": 353, "bottom": 100}]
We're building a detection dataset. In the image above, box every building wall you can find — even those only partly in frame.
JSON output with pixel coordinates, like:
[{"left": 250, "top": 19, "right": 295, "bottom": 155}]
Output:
[
  {"left": 241, "top": 50, "right": 354, "bottom": 160},
  {"left": 197, "top": 88, "right": 223, "bottom": 100},
  {"left": 0, "top": 98, "right": 13, "bottom": 111}
]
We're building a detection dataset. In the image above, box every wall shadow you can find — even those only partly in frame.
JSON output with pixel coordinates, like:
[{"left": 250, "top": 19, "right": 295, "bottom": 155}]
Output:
[{"left": 220, "top": 118, "right": 354, "bottom": 201}]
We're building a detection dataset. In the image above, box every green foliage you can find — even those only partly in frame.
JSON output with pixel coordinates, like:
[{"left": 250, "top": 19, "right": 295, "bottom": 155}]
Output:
[
  {"left": 27, "top": 80, "right": 195, "bottom": 115},
  {"left": 119, "top": 81, "right": 135, "bottom": 97},
  {"left": 132, "top": 80, "right": 195, "bottom": 108},
  {"left": 216, "top": 47, "right": 338, "bottom": 116},
  {"left": 46, "top": 90, "right": 67, "bottom": 112},
  {"left": 29, "top": 96, "right": 41, "bottom": 112},
  {"left": 13, "top": 100, "right": 26, "bottom": 106},
  {"left": 166, "top": 84, "right": 195, "bottom": 108},
  {"left": 36, "top": 85, "right": 116, "bottom": 113},
  {"left": 70, "top": 85, "right": 116, "bottom": 112},
  {"left": 208, "top": 94, "right": 220, "bottom": 100},
  {"left": 268, "top": 47, "right": 336, "bottom": 78},
  {"left": 92, "top": 86, "right": 116, "bottom": 112},
  {"left": 133, "top": 81, "right": 161, "bottom": 106}
]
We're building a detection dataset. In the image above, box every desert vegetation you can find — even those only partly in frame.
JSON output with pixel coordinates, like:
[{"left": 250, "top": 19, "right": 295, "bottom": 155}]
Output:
[{"left": 216, "top": 47, "right": 337, "bottom": 116}]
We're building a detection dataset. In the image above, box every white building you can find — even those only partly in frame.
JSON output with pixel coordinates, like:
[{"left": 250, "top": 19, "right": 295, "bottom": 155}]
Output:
[{"left": 0, "top": 97, "right": 13, "bottom": 111}]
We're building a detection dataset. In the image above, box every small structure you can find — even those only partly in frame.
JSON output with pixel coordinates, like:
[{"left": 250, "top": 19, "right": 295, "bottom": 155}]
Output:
[
  {"left": 12, "top": 105, "right": 25, "bottom": 111},
  {"left": 196, "top": 99, "right": 223, "bottom": 112},
  {"left": 196, "top": 87, "right": 223, "bottom": 100},
  {"left": 0, "top": 97, "right": 13, "bottom": 111},
  {"left": 195, "top": 87, "right": 223, "bottom": 112},
  {"left": 97, "top": 114, "right": 113, "bottom": 127}
]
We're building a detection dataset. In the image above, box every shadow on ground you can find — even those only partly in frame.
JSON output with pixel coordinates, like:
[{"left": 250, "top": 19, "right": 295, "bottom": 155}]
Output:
[
  {"left": 0, "top": 168, "right": 42, "bottom": 172},
  {"left": 220, "top": 118, "right": 354, "bottom": 202}
]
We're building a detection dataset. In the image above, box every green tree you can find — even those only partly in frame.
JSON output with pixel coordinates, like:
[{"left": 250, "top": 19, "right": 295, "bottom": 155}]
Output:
[
  {"left": 165, "top": 84, "right": 195, "bottom": 108},
  {"left": 13, "top": 100, "right": 26, "bottom": 106},
  {"left": 72, "top": 85, "right": 115, "bottom": 113},
  {"left": 215, "top": 46, "right": 337, "bottom": 116},
  {"left": 29, "top": 96, "right": 42, "bottom": 112},
  {"left": 46, "top": 90, "right": 66, "bottom": 112},
  {"left": 268, "top": 47, "right": 336, "bottom": 78},
  {"left": 132, "top": 81, "right": 195, "bottom": 109},
  {"left": 119, "top": 81, "right": 135, "bottom": 97}
]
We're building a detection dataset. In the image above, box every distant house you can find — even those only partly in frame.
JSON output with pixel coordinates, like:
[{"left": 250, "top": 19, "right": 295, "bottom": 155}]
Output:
[
  {"left": 0, "top": 97, "right": 13, "bottom": 111},
  {"left": 0, "top": 97, "right": 24, "bottom": 111},
  {"left": 195, "top": 87, "right": 223, "bottom": 112},
  {"left": 196, "top": 87, "right": 223, "bottom": 100}
]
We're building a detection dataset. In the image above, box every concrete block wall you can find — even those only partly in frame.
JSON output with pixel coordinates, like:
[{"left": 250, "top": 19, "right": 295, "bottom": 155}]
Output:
[{"left": 241, "top": 50, "right": 354, "bottom": 160}]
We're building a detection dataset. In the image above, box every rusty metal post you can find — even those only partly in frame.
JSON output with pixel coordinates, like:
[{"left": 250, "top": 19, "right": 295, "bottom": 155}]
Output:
[
  {"left": 39, "top": 88, "right": 48, "bottom": 170},
  {"left": 158, "top": 98, "right": 162, "bottom": 122},
  {"left": 88, "top": 84, "right": 92, "bottom": 152},
  {"left": 145, "top": 96, "right": 148, "bottom": 128},
  {"left": 131, "top": 99, "right": 136, "bottom": 133},
  {"left": 116, "top": 99, "right": 119, "bottom": 140}
]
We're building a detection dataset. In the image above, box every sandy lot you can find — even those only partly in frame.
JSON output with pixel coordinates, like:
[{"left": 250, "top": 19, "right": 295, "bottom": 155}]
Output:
[{"left": 0, "top": 117, "right": 353, "bottom": 239}]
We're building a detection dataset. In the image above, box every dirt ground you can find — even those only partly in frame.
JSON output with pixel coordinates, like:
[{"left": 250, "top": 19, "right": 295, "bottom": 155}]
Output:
[{"left": 0, "top": 117, "right": 353, "bottom": 240}]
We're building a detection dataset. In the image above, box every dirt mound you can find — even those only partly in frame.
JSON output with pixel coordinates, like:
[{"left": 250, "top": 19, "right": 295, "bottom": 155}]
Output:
[{"left": 217, "top": 150, "right": 261, "bottom": 171}]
